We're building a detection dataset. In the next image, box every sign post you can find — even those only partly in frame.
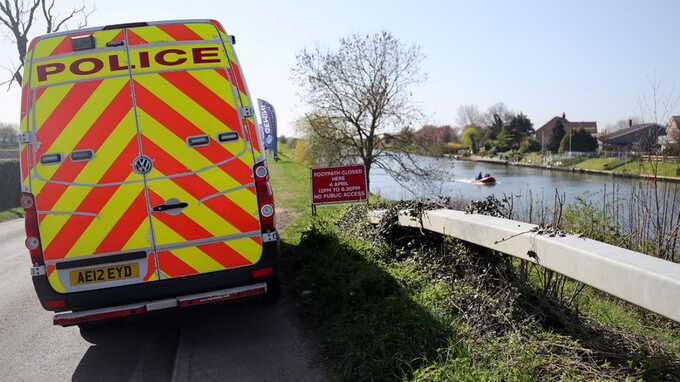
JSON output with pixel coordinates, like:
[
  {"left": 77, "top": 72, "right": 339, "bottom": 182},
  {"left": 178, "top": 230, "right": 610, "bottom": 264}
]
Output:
[{"left": 310, "top": 164, "right": 368, "bottom": 214}]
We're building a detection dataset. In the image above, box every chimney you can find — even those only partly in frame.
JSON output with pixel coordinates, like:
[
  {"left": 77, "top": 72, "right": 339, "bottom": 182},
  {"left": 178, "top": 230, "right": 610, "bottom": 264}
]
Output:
[
  {"left": 629, "top": 119, "right": 632, "bottom": 128},
  {"left": 562, "top": 112, "right": 566, "bottom": 119}
]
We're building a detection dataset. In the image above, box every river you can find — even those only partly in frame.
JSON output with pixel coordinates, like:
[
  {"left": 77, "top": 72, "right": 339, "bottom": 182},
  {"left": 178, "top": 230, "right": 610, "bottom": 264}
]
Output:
[{"left": 370, "top": 156, "right": 673, "bottom": 206}]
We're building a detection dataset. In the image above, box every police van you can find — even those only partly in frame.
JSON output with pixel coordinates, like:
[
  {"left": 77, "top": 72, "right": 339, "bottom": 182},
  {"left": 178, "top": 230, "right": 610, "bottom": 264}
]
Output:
[{"left": 18, "top": 19, "right": 279, "bottom": 328}]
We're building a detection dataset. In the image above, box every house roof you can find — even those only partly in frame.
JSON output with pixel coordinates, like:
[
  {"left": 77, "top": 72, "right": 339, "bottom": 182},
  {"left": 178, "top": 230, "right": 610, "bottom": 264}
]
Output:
[
  {"left": 673, "top": 116, "right": 680, "bottom": 127},
  {"left": 535, "top": 116, "right": 597, "bottom": 133},
  {"left": 599, "top": 123, "right": 665, "bottom": 142}
]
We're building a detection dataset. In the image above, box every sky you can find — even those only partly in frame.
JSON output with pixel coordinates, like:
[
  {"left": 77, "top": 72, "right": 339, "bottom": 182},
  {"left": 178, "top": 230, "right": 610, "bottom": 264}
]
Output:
[{"left": 0, "top": 0, "right": 679, "bottom": 136}]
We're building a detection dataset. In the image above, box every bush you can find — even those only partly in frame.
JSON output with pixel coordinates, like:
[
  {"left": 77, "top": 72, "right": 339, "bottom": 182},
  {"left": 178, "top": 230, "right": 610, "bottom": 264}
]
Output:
[
  {"left": 519, "top": 138, "right": 541, "bottom": 153},
  {"left": 499, "top": 150, "right": 523, "bottom": 162},
  {"left": 293, "top": 139, "right": 311, "bottom": 164},
  {"left": 0, "top": 161, "right": 20, "bottom": 211},
  {"left": 442, "top": 143, "right": 464, "bottom": 155},
  {"left": 445, "top": 142, "right": 464, "bottom": 151},
  {"left": 559, "top": 129, "right": 598, "bottom": 153},
  {"left": 461, "top": 126, "right": 482, "bottom": 154}
]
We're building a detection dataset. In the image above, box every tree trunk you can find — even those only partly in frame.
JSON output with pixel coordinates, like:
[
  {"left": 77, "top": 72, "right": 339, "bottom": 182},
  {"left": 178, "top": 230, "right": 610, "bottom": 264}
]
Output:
[{"left": 364, "top": 159, "right": 372, "bottom": 194}]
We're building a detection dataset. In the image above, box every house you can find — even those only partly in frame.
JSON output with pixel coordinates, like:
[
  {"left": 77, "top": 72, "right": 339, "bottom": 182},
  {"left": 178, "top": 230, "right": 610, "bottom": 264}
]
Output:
[
  {"left": 671, "top": 116, "right": 680, "bottom": 139},
  {"left": 598, "top": 120, "right": 666, "bottom": 152},
  {"left": 535, "top": 113, "right": 597, "bottom": 150}
]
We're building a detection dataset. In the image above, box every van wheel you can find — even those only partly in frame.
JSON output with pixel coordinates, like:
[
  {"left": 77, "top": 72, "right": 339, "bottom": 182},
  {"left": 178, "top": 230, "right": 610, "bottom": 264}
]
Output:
[
  {"left": 78, "top": 321, "right": 115, "bottom": 344},
  {"left": 263, "top": 274, "right": 280, "bottom": 304}
]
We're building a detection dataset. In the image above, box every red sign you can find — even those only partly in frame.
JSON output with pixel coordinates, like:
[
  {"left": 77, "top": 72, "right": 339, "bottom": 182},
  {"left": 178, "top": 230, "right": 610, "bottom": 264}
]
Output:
[{"left": 311, "top": 164, "right": 367, "bottom": 205}]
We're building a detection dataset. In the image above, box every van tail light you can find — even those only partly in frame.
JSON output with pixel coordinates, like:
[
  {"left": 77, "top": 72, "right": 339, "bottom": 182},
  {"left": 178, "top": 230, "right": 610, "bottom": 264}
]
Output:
[
  {"left": 45, "top": 299, "right": 66, "bottom": 309},
  {"left": 254, "top": 161, "right": 275, "bottom": 233},
  {"left": 22, "top": 192, "right": 45, "bottom": 266},
  {"left": 251, "top": 267, "right": 273, "bottom": 279}
]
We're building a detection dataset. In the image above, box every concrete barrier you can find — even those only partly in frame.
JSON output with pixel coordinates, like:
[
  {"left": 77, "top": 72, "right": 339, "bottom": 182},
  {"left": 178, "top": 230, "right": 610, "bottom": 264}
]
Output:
[{"left": 370, "top": 208, "right": 680, "bottom": 323}]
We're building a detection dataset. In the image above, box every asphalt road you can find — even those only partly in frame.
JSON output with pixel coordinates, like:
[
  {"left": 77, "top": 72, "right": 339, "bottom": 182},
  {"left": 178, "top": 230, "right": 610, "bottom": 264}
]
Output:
[{"left": 0, "top": 218, "right": 326, "bottom": 382}]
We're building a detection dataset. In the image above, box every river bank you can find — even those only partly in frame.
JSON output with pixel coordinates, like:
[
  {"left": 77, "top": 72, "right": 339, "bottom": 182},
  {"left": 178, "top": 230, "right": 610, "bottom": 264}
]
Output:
[
  {"left": 455, "top": 155, "right": 680, "bottom": 184},
  {"left": 270, "top": 144, "right": 680, "bottom": 380}
]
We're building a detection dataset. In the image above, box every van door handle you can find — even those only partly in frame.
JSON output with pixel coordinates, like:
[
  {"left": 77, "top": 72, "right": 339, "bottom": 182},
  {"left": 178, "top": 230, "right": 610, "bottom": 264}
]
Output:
[{"left": 153, "top": 202, "right": 188, "bottom": 212}]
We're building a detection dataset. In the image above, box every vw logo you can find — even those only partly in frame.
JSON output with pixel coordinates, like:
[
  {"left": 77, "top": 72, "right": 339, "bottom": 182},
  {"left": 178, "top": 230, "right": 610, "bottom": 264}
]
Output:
[{"left": 132, "top": 155, "right": 153, "bottom": 175}]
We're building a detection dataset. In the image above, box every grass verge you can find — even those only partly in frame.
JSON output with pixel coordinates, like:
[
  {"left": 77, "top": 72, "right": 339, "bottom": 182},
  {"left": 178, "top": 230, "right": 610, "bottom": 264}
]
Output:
[
  {"left": 0, "top": 207, "right": 23, "bottom": 222},
  {"left": 286, "top": 205, "right": 680, "bottom": 380},
  {"left": 268, "top": 146, "right": 311, "bottom": 215}
]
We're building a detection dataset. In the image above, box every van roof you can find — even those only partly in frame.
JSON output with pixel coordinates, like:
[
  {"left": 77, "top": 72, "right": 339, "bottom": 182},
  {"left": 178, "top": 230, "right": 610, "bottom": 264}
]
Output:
[{"left": 32, "top": 19, "right": 223, "bottom": 40}]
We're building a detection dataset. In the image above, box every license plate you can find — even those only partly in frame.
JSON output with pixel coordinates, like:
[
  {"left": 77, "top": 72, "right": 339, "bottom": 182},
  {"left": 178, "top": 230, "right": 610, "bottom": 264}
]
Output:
[{"left": 69, "top": 263, "right": 140, "bottom": 286}]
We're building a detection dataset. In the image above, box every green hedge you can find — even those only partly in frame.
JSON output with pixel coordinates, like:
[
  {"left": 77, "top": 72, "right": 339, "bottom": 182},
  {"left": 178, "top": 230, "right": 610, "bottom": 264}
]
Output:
[{"left": 0, "top": 161, "right": 20, "bottom": 211}]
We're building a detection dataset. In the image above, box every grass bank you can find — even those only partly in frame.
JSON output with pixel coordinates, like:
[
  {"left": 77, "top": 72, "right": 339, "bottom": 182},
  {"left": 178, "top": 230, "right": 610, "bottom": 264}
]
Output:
[
  {"left": 268, "top": 145, "right": 680, "bottom": 381},
  {"left": 614, "top": 160, "right": 680, "bottom": 177},
  {"left": 572, "top": 157, "right": 631, "bottom": 171}
]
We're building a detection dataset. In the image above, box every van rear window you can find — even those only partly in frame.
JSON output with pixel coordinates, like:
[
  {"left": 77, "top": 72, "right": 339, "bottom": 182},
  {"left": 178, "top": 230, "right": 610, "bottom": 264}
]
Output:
[
  {"left": 70, "top": 150, "right": 94, "bottom": 161},
  {"left": 217, "top": 131, "right": 239, "bottom": 143},
  {"left": 40, "top": 153, "right": 62, "bottom": 165}
]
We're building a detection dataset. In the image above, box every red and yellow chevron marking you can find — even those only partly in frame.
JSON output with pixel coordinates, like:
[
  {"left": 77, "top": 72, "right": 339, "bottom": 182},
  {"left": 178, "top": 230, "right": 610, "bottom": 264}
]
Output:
[
  {"left": 34, "top": 82, "right": 134, "bottom": 212},
  {"left": 134, "top": 67, "right": 263, "bottom": 276},
  {"left": 29, "top": 73, "right": 151, "bottom": 264},
  {"left": 150, "top": 191, "right": 256, "bottom": 278},
  {"left": 142, "top": 136, "right": 260, "bottom": 233},
  {"left": 127, "top": 23, "right": 217, "bottom": 45},
  {"left": 144, "top": 253, "right": 158, "bottom": 282},
  {"left": 40, "top": 139, "right": 146, "bottom": 261},
  {"left": 133, "top": 72, "right": 253, "bottom": 166},
  {"left": 127, "top": 22, "right": 258, "bottom": 156},
  {"left": 212, "top": 29, "right": 262, "bottom": 158},
  {"left": 20, "top": 69, "right": 31, "bottom": 185}
]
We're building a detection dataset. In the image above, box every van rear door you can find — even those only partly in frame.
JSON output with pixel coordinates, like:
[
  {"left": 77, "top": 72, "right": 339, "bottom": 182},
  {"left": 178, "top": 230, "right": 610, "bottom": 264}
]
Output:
[
  {"left": 125, "top": 21, "right": 263, "bottom": 280},
  {"left": 26, "top": 29, "right": 155, "bottom": 293}
]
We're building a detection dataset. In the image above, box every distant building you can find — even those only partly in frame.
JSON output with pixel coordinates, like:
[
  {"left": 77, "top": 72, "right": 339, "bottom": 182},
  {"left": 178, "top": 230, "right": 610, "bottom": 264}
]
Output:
[
  {"left": 671, "top": 116, "right": 680, "bottom": 139},
  {"left": 598, "top": 120, "right": 666, "bottom": 152},
  {"left": 535, "top": 113, "right": 597, "bottom": 150},
  {"left": 661, "top": 116, "right": 680, "bottom": 151}
]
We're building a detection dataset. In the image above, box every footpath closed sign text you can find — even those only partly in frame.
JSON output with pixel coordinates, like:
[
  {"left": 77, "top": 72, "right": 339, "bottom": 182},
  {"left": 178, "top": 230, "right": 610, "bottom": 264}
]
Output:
[{"left": 311, "top": 164, "right": 367, "bottom": 205}]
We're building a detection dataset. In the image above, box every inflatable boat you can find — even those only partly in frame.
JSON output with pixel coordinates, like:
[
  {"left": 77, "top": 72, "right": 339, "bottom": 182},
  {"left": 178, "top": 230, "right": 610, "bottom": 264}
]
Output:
[{"left": 471, "top": 176, "right": 496, "bottom": 185}]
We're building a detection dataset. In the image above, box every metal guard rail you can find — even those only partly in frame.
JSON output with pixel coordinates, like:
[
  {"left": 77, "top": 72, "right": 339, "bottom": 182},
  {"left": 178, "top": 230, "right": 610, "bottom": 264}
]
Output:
[{"left": 368, "top": 209, "right": 680, "bottom": 323}]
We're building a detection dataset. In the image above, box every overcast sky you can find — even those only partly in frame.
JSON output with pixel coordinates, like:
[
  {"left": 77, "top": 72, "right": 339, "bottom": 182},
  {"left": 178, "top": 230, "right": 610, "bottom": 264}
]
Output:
[{"left": 1, "top": 0, "right": 679, "bottom": 135}]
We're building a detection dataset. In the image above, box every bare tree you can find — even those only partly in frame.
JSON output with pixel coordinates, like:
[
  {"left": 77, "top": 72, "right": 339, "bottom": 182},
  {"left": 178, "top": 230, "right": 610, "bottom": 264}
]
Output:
[
  {"left": 456, "top": 104, "right": 483, "bottom": 127},
  {"left": 638, "top": 75, "right": 680, "bottom": 126},
  {"left": 481, "top": 102, "right": 512, "bottom": 126},
  {"left": 0, "top": 0, "right": 91, "bottom": 87},
  {"left": 292, "top": 31, "right": 428, "bottom": 192},
  {"left": 294, "top": 114, "right": 355, "bottom": 167}
]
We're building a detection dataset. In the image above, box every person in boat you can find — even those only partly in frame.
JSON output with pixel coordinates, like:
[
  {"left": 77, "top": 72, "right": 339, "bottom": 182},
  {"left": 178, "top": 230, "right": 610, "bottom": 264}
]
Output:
[
  {"left": 484, "top": 173, "right": 491, "bottom": 178},
  {"left": 476, "top": 171, "right": 483, "bottom": 180}
]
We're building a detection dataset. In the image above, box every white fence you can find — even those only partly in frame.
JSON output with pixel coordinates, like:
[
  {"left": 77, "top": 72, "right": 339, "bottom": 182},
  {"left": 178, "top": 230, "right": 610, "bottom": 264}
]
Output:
[{"left": 368, "top": 209, "right": 680, "bottom": 323}]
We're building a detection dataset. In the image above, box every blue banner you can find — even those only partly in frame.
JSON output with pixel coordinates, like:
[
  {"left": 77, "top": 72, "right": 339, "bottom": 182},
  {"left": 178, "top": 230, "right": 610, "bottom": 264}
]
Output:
[{"left": 257, "top": 99, "right": 278, "bottom": 159}]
